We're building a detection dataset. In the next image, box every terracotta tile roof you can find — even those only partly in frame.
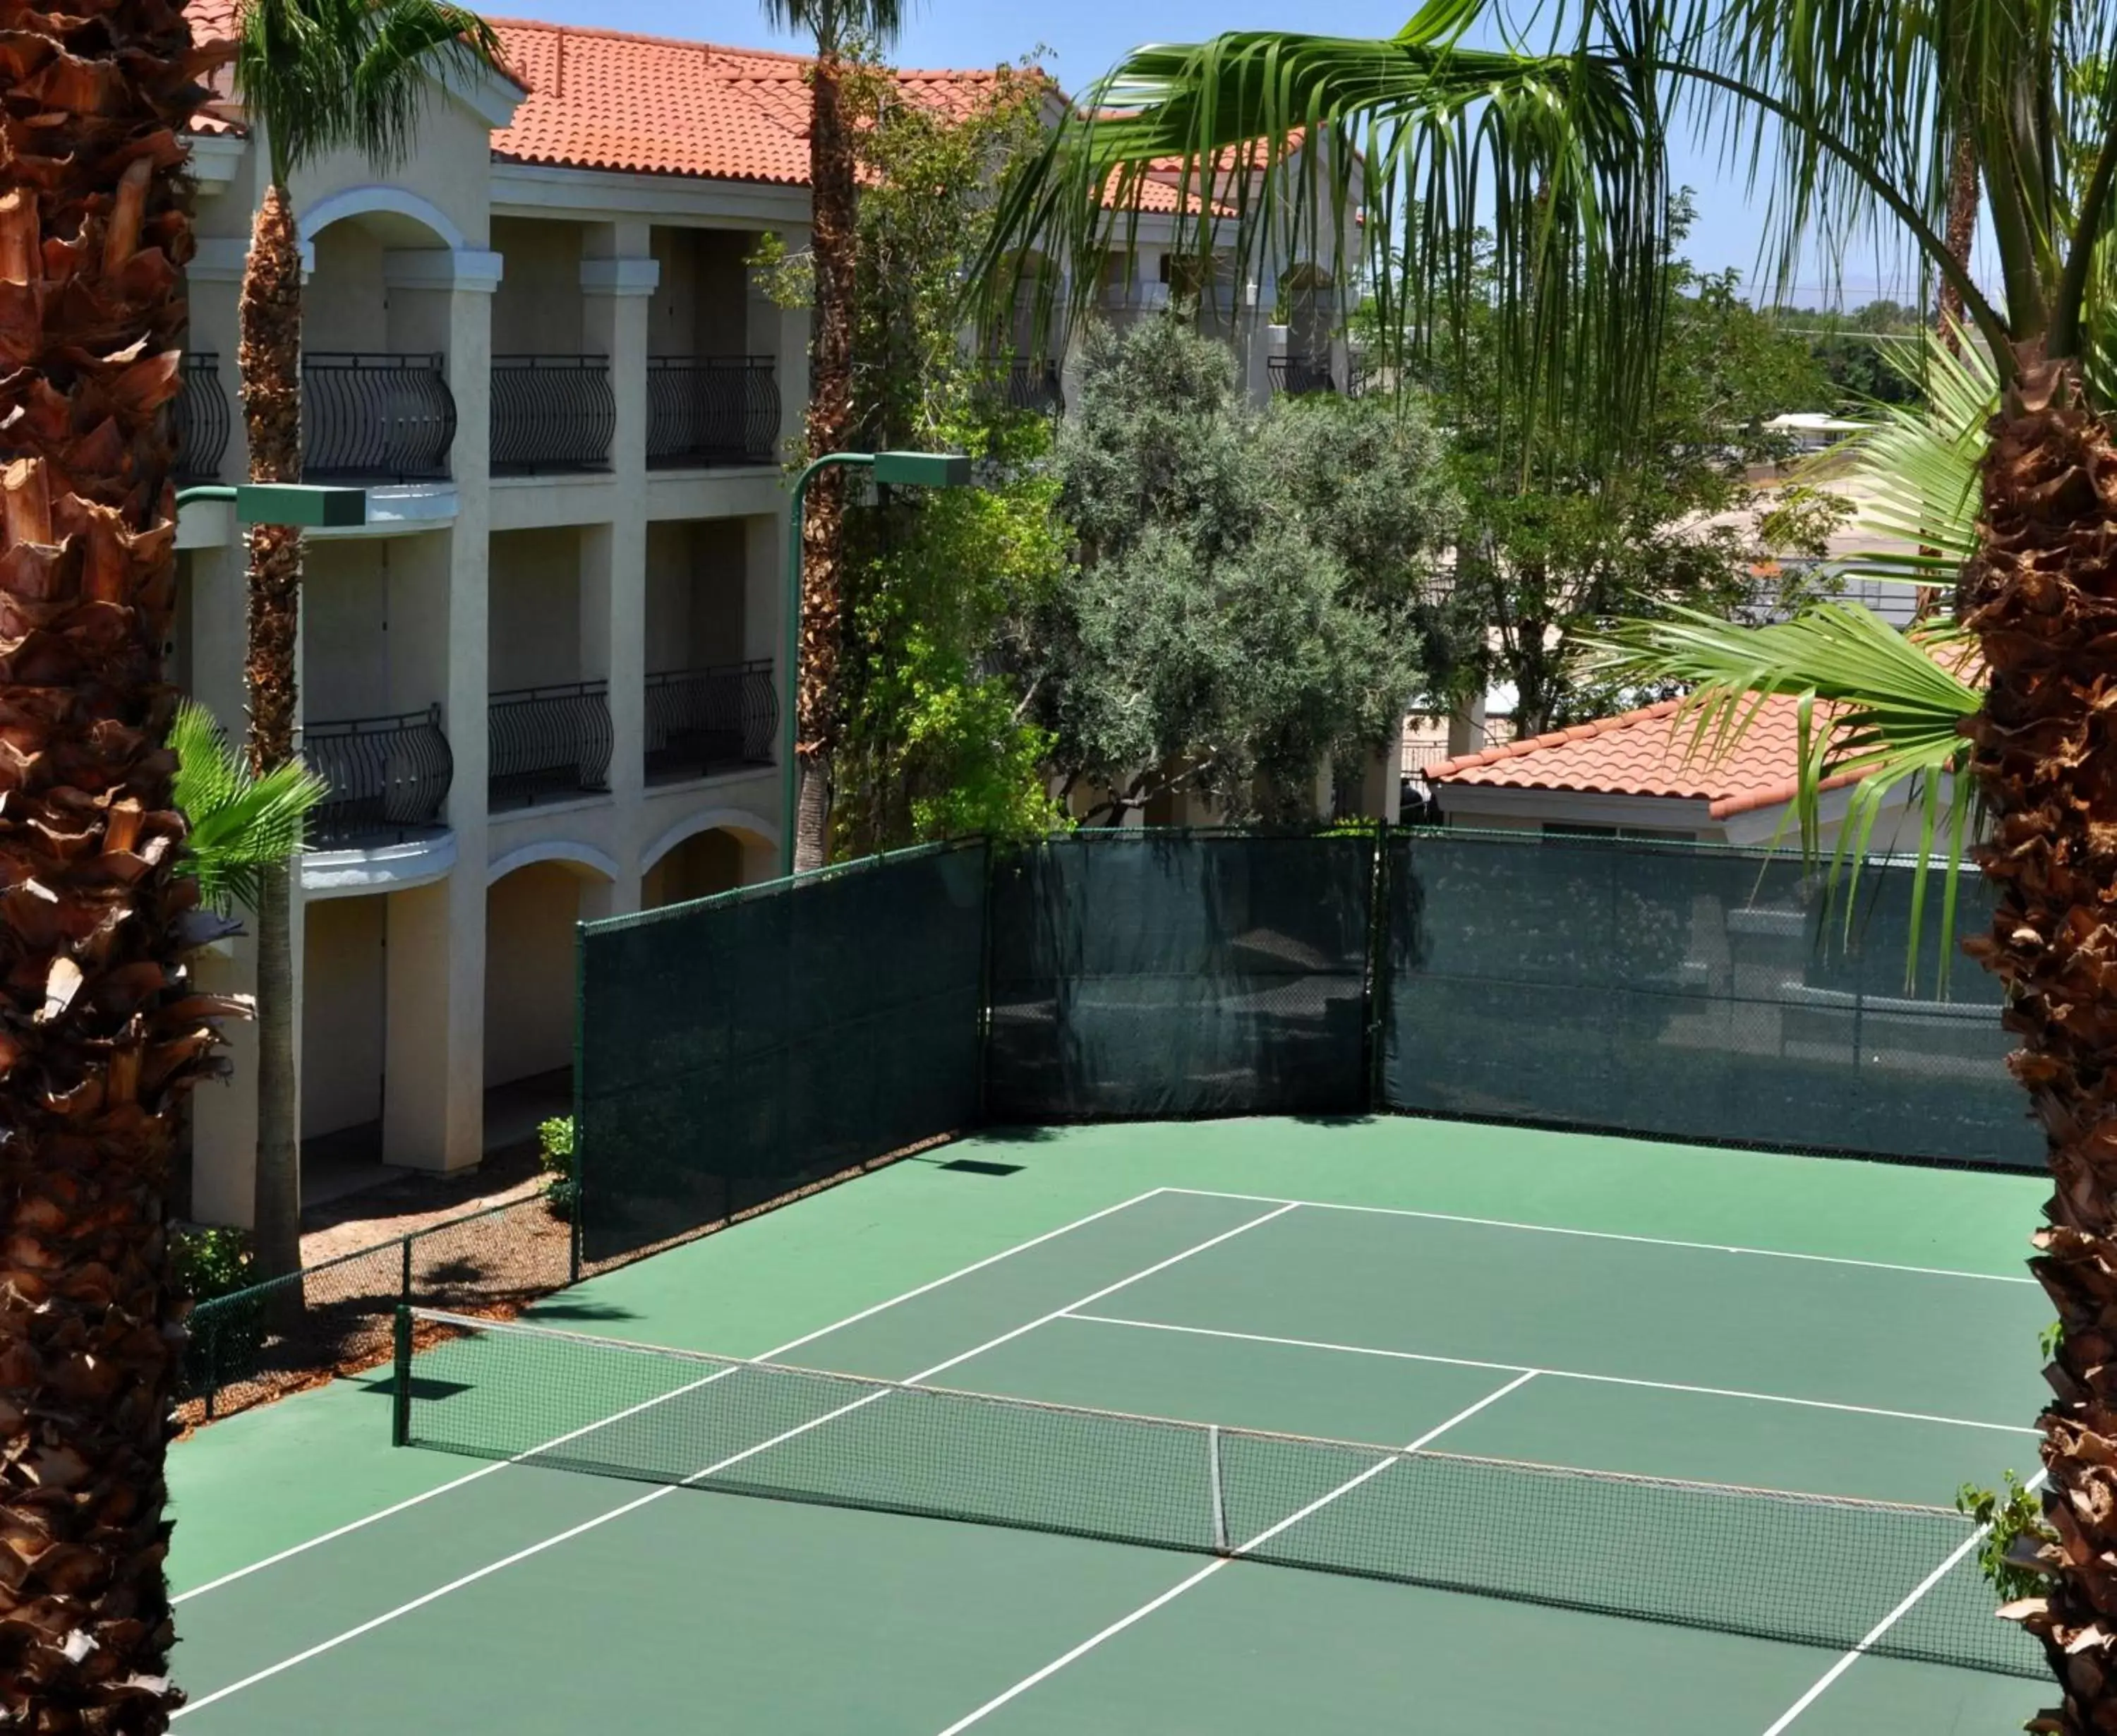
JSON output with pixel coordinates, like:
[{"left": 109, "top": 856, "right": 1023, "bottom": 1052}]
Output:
[
  {"left": 486, "top": 18, "right": 1023, "bottom": 185},
  {"left": 178, "top": 4, "right": 1019, "bottom": 183},
  {"left": 1427, "top": 694, "right": 1868, "bottom": 821}
]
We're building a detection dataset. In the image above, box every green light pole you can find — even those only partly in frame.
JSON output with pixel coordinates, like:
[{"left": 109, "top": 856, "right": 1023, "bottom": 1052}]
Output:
[{"left": 781, "top": 450, "right": 972, "bottom": 879}]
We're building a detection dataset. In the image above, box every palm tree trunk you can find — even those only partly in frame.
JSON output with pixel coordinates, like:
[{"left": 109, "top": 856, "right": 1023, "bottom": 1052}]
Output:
[
  {"left": 1960, "top": 353, "right": 2117, "bottom": 1731},
  {"left": 1919, "top": 131, "right": 1979, "bottom": 620},
  {"left": 238, "top": 187, "right": 305, "bottom": 1281},
  {"left": 0, "top": 4, "right": 230, "bottom": 1725},
  {"left": 1936, "top": 132, "right": 1979, "bottom": 355},
  {"left": 796, "top": 47, "right": 857, "bottom": 872}
]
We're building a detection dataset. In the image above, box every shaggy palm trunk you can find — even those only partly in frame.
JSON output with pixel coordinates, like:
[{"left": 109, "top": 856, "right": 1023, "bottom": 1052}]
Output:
[
  {"left": 237, "top": 188, "right": 303, "bottom": 1282},
  {"left": 1961, "top": 354, "right": 2117, "bottom": 1733},
  {"left": 796, "top": 47, "right": 857, "bottom": 872},
  {"left": 0, "top": 2, "right": 229, "bottom": 1725}
]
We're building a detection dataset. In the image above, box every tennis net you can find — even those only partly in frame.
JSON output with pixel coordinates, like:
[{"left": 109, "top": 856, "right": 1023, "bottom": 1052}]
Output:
[{"left": 394, "top": 1308, "right": 2039, "bottom": 1678}]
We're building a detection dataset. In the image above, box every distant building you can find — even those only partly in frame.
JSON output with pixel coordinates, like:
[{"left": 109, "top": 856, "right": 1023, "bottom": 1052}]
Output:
[{"left": 1425, "top": 694, "right": 1931, "bottom": 852}]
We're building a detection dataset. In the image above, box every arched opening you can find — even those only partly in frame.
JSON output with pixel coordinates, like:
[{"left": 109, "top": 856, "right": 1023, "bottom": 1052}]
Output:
[
  {"left": 483, "top": 856, "right": 613, "bottom": 1140},
  {"left": 642, "top": 821, "right": 774, "bottom": 909},
  {"left": 301, "top": 194, "right": 461, "bottom": 485}
]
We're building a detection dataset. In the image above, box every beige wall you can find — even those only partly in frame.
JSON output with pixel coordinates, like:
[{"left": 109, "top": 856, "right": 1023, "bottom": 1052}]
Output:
[
  {"left": 641, "top": 828, "right": 745, "bottom": 908},
  {"left": 644, "top": 518, "right": 749, "bottom": 673},
  {"left": 302, "top": 896, "right": 386, "bottom": 1138},
  {"left": 302, "top": 541, "right": 392, "bottom": 721},
  {"left": 491, "top": 217, "right": 585, "bottom": 354},
  {"left": 483, "top": 862, "right": 589, "bottom": 1084},
  {"left": 290, "top": 84, "right": 496, "bottom": 251},
  {"left": 648, "top": 227, "right": 756, "bottom": 357},
  {"left": 489, "top": 527, "right": 584, "bottom": 692},
  {"left": 306, "top": 223, "right": 390, "bottom": 353}
]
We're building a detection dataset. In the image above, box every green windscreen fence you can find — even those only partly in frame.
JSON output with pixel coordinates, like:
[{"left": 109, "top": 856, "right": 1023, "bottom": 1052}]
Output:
[
  {"left": 984, "top": 833, "right": 1375, "bottom": 1119},
  {"left": 1381, "top": 831, "right": 2036, "bottom": 1169},
  {"left": 576, "top": 840, "right": 988, "bottom": 1265},
  {"left": 576, "top": 827, "right": 2037, "bottom": 1262}
]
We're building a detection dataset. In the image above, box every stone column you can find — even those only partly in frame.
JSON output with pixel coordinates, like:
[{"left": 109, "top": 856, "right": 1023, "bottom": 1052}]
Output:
[
  {"left": 582, "top": 224, "right": 657, "bottom": 915},
  {"left": 377, "top": 248, "right": 500, "bottom": 1171}
]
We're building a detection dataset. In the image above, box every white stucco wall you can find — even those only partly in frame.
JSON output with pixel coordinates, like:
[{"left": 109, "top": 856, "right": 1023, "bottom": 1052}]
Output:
[{"left": 490, "top": 217, "right": 586, "bottom": 354}]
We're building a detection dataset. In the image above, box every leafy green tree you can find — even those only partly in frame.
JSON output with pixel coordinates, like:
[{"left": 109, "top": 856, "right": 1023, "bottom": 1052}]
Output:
[
  {"left": 980, "top": 5, "right": 2117, "bottom": 1711},
  {"left": 1422, "top": 241, "right": 1845, "bottom": 735},
  {"left": 231, "top": 0, "right": 500, "bottom": 1283},
  {"left": 1032, "top": 318, "right": 1456, "bottom": 824},
  {"left": 756, "top": 54, "right": 1067, "bottom": 853},
  {"left": 1763, "top": 300, "right": 1928, "bottom": 409},
  {"left": 760, "top": 0, "right": 910, "bottom": 872}
]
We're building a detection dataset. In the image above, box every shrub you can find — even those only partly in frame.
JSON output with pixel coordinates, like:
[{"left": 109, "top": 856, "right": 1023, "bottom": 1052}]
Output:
[
  {"left": 538, "top": 1116, "right": 577, "bottom": 1221},
  {"left": 173, "top": 1225, "right": 265, "bottom": 1396}
]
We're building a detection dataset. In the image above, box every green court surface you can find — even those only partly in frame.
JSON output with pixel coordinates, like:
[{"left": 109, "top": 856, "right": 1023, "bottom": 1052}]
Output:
[{"left": 165, "top": 1119, "right": 2054, "bottom": 1734}]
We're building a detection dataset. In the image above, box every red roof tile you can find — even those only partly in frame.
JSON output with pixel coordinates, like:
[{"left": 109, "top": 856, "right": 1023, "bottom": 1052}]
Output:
[
  {"left": 486, "top": 18, "right": 1023, "bottom": 185},
  {"left": 179, "top": 3, "right": 1020, "bottom": 185},
  {"left": 1427, "top": 695, "right": 1867, "bottom": 820}
]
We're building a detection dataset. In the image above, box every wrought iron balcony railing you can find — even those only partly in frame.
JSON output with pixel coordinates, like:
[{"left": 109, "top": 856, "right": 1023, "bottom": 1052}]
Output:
[
  {"left": 303, "top": 352, "right": 456, "bottom": 483},
  {"left": 644, "top": 660, "right": 777, "bottom": 785},
  {"left": 301, "top": 706, "right": 454, "bottom": 850},
  {"left": 174, "top": 351, "right": 230, "bottom": 484},
  {"left": 1000, "top": 360, "right": 1063, "bottom": 417},
  {"left": 488, "top": 680, "right": 613, "bottom": 811},
  {"left": 1267, "top": 355, "right": 1337, "bottom": 397},
  {"left": 645, "top": 357, "right": 778, "bottom": 469},
  {"left": 490, "top": 355, "right": 615, "bottom": 475}
]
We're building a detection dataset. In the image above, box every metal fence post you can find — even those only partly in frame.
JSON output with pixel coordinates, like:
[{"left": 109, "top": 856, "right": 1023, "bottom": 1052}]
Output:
[
  {"left": 391, "top": 1306, "right": 412, "bottom": 1447},
  {"left": 399, "top": 1234, "right": 413, "bottom": 1308}
]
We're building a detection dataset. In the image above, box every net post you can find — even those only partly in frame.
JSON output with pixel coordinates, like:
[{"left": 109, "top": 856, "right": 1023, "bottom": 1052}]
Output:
[
  {"left": 1207, "top": 1423, "right": 1229, "bottom": 1555},
  {"left": 399, "top": 1233, "right": 413, "bottom": 1306},
  {"left": 390, "top": 1306, "right": 413, "bottom": 1447}
]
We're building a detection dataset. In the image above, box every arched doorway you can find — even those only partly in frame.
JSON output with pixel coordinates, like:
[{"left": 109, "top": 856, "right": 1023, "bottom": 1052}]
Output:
[{"left": 641, "top": 817, "right": 776, "bottom": 910}]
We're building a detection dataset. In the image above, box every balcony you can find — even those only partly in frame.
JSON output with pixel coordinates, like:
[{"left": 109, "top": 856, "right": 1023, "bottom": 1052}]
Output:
[
  {"left": 302, "top": 706, "right": 454, "bottom": 849},
  {"left": 644, "top": 661, "right": 776, "bottom": 785},
  {"left": 489, "top": 680, "right": 612, "bottom": 811},
  {"left": 174, "top": 352, "right": 229, "bottom": 483},
  {"left": 646, "top": 358, "right": 778, "bottom": 469},
  {"left": 490, "top": 355, "right": 614, "bottom": 476},
  {"left": 303, "top": 353, "right": 456, "bottom": 484},
  {"left": 1000, "top": 360, "right": 1063, "bottom": 417},
  {"left": 1267, "top": 355, "right": 1337, "bottom": 397}
]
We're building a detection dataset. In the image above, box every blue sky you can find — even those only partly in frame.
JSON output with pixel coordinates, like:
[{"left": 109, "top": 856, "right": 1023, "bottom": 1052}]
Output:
[{"left": 507, "top": 0, "right": 1943, "bottom": 308}]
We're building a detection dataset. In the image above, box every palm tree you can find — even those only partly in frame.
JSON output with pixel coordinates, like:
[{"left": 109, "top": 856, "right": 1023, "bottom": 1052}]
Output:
[
  {"left": 171, "top": 702, "right": 328, "bottom": 922},
  {"left": 228, "top": 0, "right": 497, "bottom": 1283},
  {"left": 980, "top": 4, "right": 2117, "bottom": 1721},
  {"left": 761, "top": 0, "right": 910, "bottom": 872},
  {"left": 0, "top": 1, "right": 236, "bottom": 1724}
]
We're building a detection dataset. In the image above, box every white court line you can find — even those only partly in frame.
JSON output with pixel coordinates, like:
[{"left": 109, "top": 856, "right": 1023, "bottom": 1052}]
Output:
[
  {"left": 171, "top": 1202, "right": 1301, "bottom": 1718},
  {"left": 175, "top": 1184, "right": 1186, "bottom": 1605},
  {"left": 1159, "top": 1188, "right": 2038, "bottom": 1286},
  {"left": 1064, "top": 1313, "right": 2038, "bottom": 1437},
  {"left": 931, "top": 1370, "right": 1541, "bottom": 1736},
  {"left": 1759, "top": 1470, "right": 2049, "bottom": 1735}
]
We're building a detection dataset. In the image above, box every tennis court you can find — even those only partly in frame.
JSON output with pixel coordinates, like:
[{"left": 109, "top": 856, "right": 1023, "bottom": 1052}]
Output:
[{"left": 164, "top": 1117, "right": 2051, "bottom": 1734}]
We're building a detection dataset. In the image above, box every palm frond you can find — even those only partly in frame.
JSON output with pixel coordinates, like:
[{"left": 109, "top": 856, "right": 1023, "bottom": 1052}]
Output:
[
  {"left": 236, "top": 0, "right": 502, "bottom": 184},
  {"left": 1588, "top": 601, "right": 1984, "bottom": 985},
  {"left": 171, "top": 702, "right": 329, "bottom": 916},
  {"left": 1800, "top": 323, "right": 1995, "bottom": 596},
  {"left": 980, "top": 4, "right": 1677, "bottom": 462}
]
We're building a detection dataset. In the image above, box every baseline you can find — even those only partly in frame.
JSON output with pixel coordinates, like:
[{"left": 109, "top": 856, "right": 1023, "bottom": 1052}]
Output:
[
  {"left": 1063, "top": 1313, "right": 2037, "bottom": 1436},
  {"left": 171, "top": 1202, "right": 1302, "bottom": 1719},
  {"left": 175, "top": 1184, "right": 1183, "bottom": 1605},
  {"left": 1159, "top": 1188, "right": 2037, "bottom": 1286},
  {"left": 929, "top": 1371, "right": 1543, "bottom": 1735}
]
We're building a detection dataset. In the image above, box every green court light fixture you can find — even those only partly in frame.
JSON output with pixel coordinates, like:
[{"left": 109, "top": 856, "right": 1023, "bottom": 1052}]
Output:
[
  {"left": 175, "top": 483, "right": 369, "bottom": 528},
  {"left": 780, "top": 451, "right": 972, "bottom": 878}
]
